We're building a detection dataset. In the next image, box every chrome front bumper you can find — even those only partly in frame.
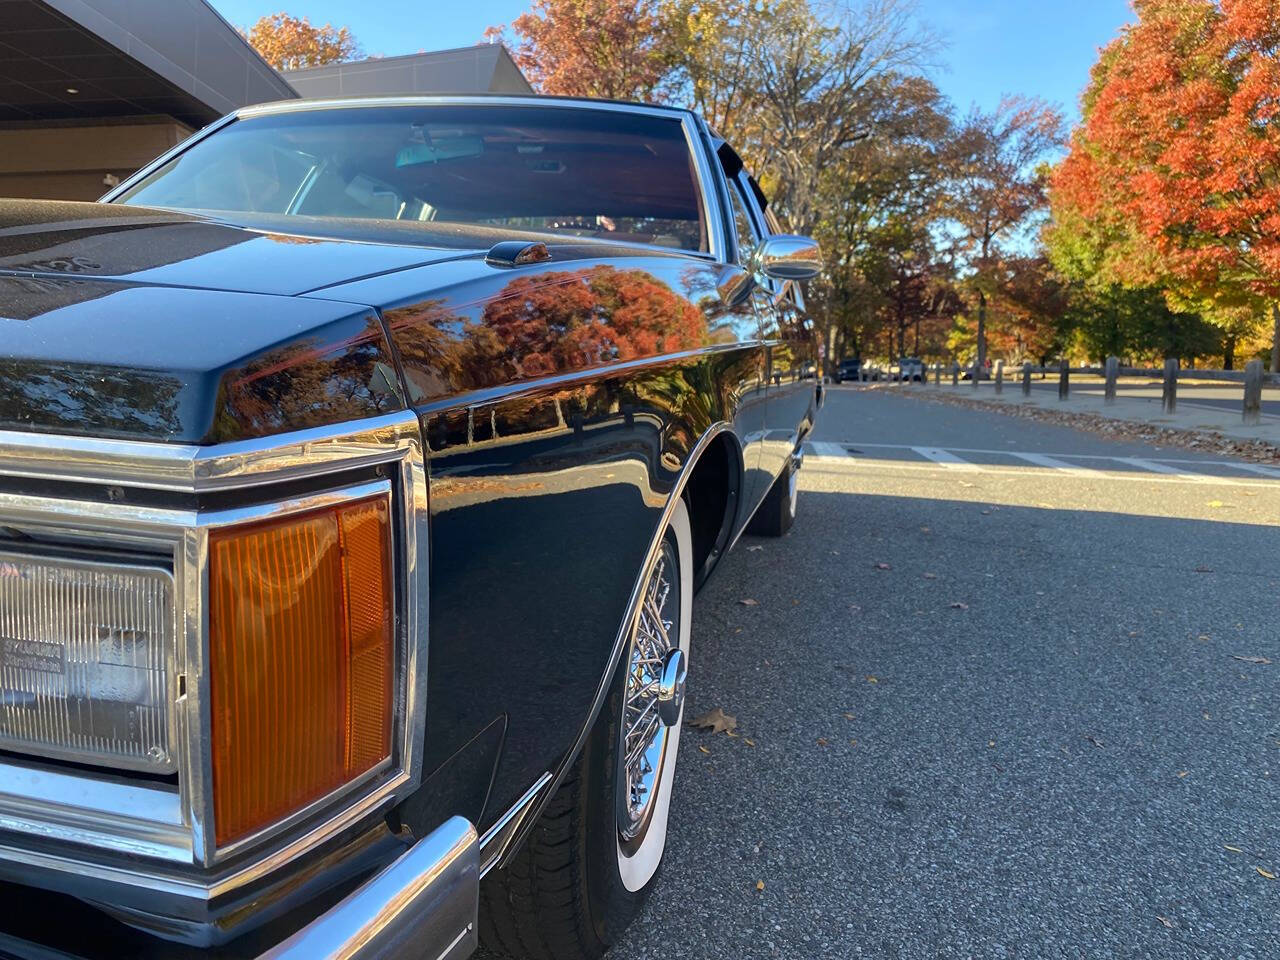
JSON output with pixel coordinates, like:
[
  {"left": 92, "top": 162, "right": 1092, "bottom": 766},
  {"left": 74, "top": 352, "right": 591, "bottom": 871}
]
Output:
[{"left": 263, "top": 816, "right": 478, "bottom": 960}]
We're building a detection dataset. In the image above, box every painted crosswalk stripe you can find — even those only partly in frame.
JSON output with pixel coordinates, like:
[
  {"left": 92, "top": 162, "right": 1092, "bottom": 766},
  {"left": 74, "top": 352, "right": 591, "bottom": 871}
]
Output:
[
  {"left": 809, "top": 441, "right": 850, "bottom": 459},
  {"left": 1010, "top": 452, "right": 1104, "bottom": 477},
  {"left": 1222, "top": 461, "right": 1280, "bottom": 479},
  {"left": 1116, "top": 457, "right": 1214, "bottom": 482},
  {"left": 910, "top": 446, "right": 979, "bottom": 470}
]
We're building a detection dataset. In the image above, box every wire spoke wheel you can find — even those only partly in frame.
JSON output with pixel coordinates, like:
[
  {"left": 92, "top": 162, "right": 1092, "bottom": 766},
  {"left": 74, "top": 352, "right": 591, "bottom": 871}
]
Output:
[{"left": 616, "top": 539, "right": 681, "bottom": 847}]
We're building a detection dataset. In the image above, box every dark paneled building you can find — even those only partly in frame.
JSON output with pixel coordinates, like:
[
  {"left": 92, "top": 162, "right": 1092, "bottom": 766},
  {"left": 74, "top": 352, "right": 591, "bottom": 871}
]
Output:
[{"left": 0, "top": 1, "right": 532, "bottom": 200}]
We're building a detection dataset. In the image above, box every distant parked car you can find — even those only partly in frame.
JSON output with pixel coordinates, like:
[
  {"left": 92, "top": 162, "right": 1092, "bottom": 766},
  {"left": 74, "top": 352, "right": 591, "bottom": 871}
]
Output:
[
  {"left": 835, "top": 357, "right": 862, "bottom": 382},
  {"left": 897, "top": 356, "right": 924, "bottom": 381}
]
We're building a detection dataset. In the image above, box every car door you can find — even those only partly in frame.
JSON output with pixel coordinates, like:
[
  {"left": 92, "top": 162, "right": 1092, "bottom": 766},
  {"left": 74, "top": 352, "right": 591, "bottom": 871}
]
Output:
[
  {"left": 737, "top": 171, "right": 816, "bottom": 488},
  {"left": 719, "top": 155, "right": 774, "bottom": 516}
]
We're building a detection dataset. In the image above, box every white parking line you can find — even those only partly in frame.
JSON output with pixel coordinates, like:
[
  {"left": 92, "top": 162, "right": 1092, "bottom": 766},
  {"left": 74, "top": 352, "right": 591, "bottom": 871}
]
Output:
[
  {"left": 910, "top": 447, "right": 980, "bottom": 470},
  {"left": 1115, "top": 457, "right": 1216, "bottom": 482},
  {"left": 1010, "top": 452, "right": 1104, "bottom": 478},
  {"left": 808, "top": 441, "right": 850, "bottom": 459},
  {"left": 1222, "top": 461, "right": 1280, "bottom": 479},
  {"left": 805, "top": 441, "right": 1278, "bottom": 485}
]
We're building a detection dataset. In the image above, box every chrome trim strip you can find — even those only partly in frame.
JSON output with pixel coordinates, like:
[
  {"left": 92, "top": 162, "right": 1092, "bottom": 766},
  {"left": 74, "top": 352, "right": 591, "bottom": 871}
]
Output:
[
  {"left": 261, "top": 816, "right": 478, "bottom": 960},
  {"left": 415, "top": 342, "right": 759, "bottom": 419},
  {"left": 0, "top": 766, "right": 189, "bottom": 863},
  {"left": 0, "top": 411, "right": 419, "bottom": 492},
  {"left": 477, "top": 772, "right": 552, "bottom": 878},
  {"left": 498, "top": 422, "right": 733, "bottom": 868},
  {"left": 99, "top": 112, "right": 239, "bottom": 202}
]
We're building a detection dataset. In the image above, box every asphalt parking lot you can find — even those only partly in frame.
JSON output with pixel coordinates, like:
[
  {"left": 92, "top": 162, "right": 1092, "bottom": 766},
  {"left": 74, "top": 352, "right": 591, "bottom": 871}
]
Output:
[{"left": 609, "top": 386, "right": 1280, "bottom": 959}]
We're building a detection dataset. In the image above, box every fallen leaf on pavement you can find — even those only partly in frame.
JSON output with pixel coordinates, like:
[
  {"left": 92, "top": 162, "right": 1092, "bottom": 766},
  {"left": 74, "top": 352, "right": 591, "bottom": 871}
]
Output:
[
  {"left": 1206, "top": 500, "right": 1229, "bottom": 508},
  {"left": 1225, "top": 845, "right": 1243, "bottom": 853},
  {"left": 816, "top": 737, "right": 828, "bottom": 746},
  {"left": 1085, "top": 735, "right": 1105, "bottom": 748},
  {"left": 744, "top": 738, "right": 756, "bottom": 747},
  {"left": 849, "top": 604, "right": 862, "bottom": 612},
  {"left": 874, "top": 562, "right": 892, "bottom": 570},
  {"left": 738, "top": 598, "right": 759, "bottom": 606},
  {"left": 923, "top": 573, "right": 938, "bottom": 580},
  {"left": 1177, "top": 770, "right": 1189, "bottom": 778},
  {"left": 689, "top": 707, "right": 737, "bottom": 734},
  {"left": 866, "top": 675, "right": 878, "bottom": 683},
  {"left": 1257, "top": 867, "right": 1275, "bottom": 880},
  {"left": 756, "top": 880, "right": 765, "bottom": 892},
  {"left": 920, "top": 526, "right": 931, "bottom": 534},
  {"left": 1233, "top": 655, "right": 1272, "bottom": 665},
  {"left": 1157, "top": 916, "right": 1174, "bottom": 929},
  {"left": 746, "top": 545, "right": 764, "bottom": 552},
  {"left": 950, "top": 602, "right": 969, "bottom": 610},
  {"left": 842, "top": 712, "right": 855, "bottom": 720},
  {"left": 698, "top": 745, "right": 710, "bottom": 755},
  {"left": 849, "top": 739, "right": 858, "bottom": 746}
]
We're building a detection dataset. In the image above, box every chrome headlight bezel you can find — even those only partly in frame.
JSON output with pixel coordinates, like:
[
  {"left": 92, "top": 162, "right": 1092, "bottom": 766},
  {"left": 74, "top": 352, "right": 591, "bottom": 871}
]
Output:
[{"left": 0, "top": 411, "right": 428, "bottom": 876}]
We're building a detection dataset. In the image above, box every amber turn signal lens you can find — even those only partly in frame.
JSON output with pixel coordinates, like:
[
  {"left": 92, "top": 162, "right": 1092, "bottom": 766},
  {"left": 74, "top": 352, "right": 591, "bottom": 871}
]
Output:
[{"left": 209, "top": 495, "right": 394, "bottom": 848}]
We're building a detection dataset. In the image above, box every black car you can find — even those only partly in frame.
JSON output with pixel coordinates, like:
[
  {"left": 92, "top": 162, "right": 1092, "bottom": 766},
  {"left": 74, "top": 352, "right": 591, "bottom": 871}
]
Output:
[
  {"left": 835, "top": 357, "right": 862, "bottom": 382},
  {"left": 0, "top": 96, "right": 821, "bottom": 960}
]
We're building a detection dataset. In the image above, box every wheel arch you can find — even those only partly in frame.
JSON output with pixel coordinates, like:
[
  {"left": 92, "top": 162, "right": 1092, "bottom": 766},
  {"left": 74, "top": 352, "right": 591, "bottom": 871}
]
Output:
[
  {"left": 682, "top": 430, "right": 743, "bottom": 591},
  {"left": 492, "top": 420, "right": 735, "bottom": 870}
]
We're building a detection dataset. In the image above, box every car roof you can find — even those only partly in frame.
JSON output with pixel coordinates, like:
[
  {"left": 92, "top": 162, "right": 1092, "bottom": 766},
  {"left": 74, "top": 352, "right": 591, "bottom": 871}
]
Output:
[{"left": 237, "top": 93, "right": 699, "bottom": 122}]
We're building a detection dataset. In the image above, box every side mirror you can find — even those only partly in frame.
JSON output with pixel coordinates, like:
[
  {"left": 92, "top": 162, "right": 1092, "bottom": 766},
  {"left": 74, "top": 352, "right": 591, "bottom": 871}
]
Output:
[{"left": 752, "top": 235, "right": 822, "bottom": 281}]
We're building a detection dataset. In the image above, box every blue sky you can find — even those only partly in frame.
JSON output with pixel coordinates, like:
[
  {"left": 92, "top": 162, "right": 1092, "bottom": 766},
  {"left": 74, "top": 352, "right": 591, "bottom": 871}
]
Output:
[{"left": 211, "top": 0, "right": 1136, "bottom": 122}]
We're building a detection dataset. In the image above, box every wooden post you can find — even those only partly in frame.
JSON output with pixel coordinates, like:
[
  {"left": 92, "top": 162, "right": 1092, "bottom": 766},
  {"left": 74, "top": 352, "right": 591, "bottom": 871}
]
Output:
[
  {"left": 1058, "top": 360, "right": 1069, "bottom": 400},
  {"left": 1162, "top": 357, "right": 1178, "bottom": 414},
  {"left": 952, "top": 362, "right": 959, "bottom": 386},
  {"left": 994, "top": 360, "right": 1004, "bottom": 394},
  {"left": 1243, "top": 358, "right": 1263, "bottom": 425},
  {"left": 1104, "top": 356, "right": 1118, "bottom": 405},
  {"left": 1022, "top": 362, "right": 1032, "bottom": 396}
]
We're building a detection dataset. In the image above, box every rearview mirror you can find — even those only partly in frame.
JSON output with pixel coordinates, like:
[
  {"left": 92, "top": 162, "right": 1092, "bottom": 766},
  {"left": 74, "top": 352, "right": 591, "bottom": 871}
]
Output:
[{"left": 752, "top": 235, "right": 822, "bottom": 281}]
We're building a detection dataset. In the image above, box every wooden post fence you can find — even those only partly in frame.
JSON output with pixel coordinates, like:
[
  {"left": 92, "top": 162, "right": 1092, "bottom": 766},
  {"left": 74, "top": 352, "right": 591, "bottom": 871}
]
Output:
[
  {"left": 1162, "top": 357, "right": 1178, "bottom": 414},
  {"left": 1244, "top": 359, "right": 1263, "bottom": 425}
]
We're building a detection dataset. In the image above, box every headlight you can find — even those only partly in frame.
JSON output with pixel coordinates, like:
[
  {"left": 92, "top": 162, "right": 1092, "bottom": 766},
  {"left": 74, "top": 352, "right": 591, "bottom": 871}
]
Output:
[
  {"left": 0, "top": 551, "right": 174, "bottom": 772},
  {"left": 207, "top": 494, "right": 395, "bottom": 848}
]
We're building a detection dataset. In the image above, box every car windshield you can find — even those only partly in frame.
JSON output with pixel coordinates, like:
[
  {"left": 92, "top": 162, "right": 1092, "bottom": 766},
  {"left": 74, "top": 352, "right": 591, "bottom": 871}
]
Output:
[{"left": 116, "top": 104, "right": 709, "bottom": 253}]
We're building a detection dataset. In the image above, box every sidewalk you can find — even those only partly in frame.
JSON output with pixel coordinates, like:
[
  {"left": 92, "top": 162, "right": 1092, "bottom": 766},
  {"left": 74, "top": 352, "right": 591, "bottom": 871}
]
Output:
[{"left": 868, "top": 377, "right": 1280, "bottom": 460}]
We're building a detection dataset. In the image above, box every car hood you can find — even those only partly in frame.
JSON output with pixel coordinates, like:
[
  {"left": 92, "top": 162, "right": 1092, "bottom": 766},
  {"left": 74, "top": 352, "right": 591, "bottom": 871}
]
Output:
[{"left": 0, "top": 199, "right": 489, "bottom": 297}]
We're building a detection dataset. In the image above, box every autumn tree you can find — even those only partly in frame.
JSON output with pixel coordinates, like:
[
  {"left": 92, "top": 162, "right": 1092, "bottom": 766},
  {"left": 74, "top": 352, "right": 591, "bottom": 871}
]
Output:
[
  {"left": 487, "top": 0, "right": 677, "bottom": 101},
  {"left": 243, "top": 13, "right": 360, "bottom": 71},
  {"left": 1053, "top": 0, "right": 1280, "bottom": 370},
  {"left": 804, "top": 69, "right": 951, "bottom": 363},
  {"left": 941, "top": 97, "right": 1065, "bottom": 370},
  {"left": 666, "top": 0, "right": 936, "bottom": 236}
]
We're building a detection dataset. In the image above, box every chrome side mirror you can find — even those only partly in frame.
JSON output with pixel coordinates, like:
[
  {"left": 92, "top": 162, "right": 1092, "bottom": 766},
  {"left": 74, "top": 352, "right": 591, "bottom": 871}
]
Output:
[{"left": 752, "top": 235, "right": 822, "bottom": 281}]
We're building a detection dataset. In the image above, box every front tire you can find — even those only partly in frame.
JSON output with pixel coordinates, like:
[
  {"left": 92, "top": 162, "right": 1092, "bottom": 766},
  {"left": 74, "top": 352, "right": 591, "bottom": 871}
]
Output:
[{"left": 479, "top": 499, "right": 694, "bottom": 959}]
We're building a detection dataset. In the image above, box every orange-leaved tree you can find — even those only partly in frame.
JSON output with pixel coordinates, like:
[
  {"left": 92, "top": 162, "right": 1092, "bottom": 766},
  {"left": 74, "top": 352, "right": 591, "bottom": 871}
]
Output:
[
  {"left": 244, "top": 13, "right": 360, "bottom": 71},
  {"left": 942, "top": 97, "right": 1065, "bottom": 369},
  {"left": 486, "top": 0, "right": 676, "bottom": 102},
  {"left": 1054, "top": 0, "right": 1280, "bottom": 369}
]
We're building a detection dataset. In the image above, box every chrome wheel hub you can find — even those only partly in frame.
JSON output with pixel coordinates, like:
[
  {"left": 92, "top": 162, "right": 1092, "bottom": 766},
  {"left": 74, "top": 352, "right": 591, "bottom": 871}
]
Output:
[{"left": 617, "top": 540, "right": 682, "bottom": 843}]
